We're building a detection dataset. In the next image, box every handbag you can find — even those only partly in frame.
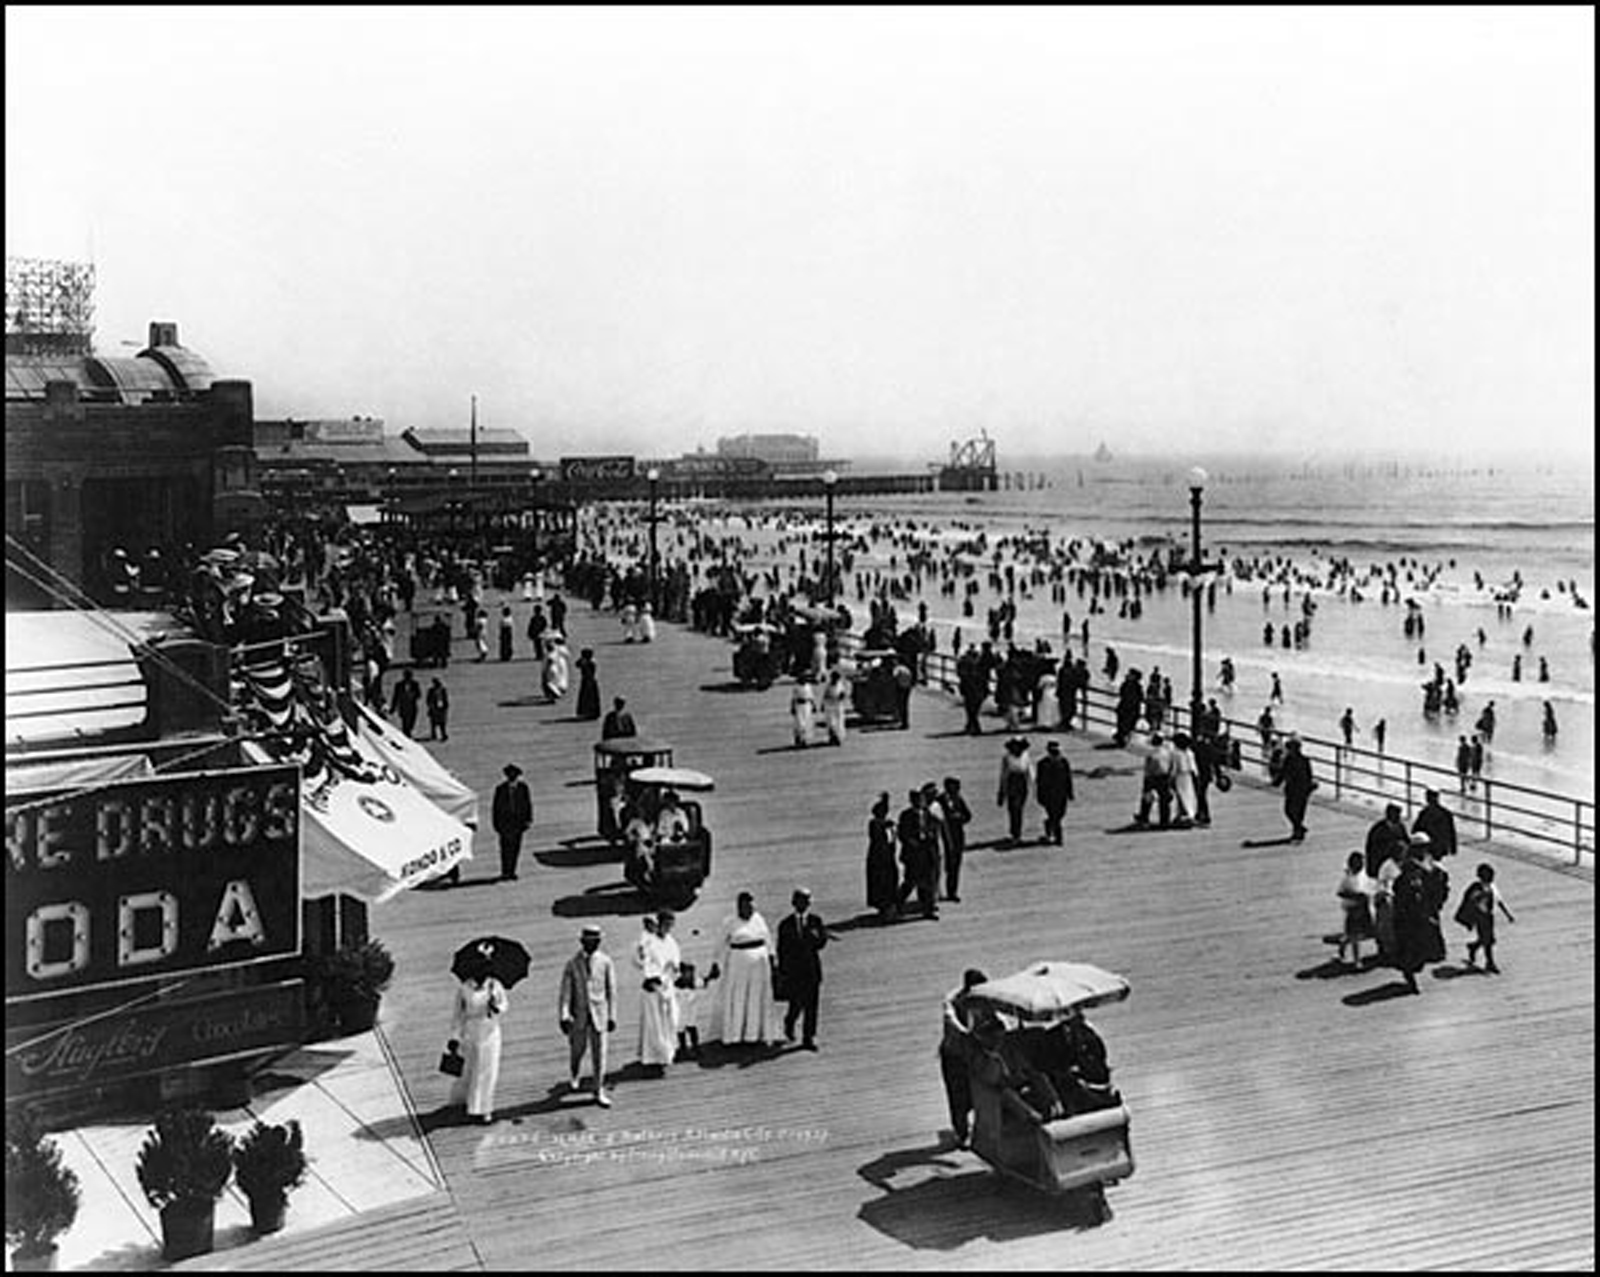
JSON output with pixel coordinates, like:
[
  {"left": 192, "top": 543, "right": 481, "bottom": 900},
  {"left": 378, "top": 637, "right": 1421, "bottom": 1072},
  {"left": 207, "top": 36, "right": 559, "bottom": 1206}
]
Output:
[
  {"left": 1214, "top": 770, "right": 1233, "bottom": 793},
  {"left": 439, "top": 1040, "right": 465, "bottom": 1077}
]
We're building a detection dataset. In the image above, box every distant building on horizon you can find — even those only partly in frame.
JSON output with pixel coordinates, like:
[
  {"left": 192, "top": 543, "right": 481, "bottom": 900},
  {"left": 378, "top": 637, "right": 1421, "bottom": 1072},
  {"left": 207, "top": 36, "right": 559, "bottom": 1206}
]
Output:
[{"left": 716, "top": 432, "right": 819, "bottom": 465}]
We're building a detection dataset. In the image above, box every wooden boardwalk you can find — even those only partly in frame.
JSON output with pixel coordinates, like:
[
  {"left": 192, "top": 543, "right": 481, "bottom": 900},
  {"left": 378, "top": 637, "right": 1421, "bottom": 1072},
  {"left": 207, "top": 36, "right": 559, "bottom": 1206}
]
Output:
[{"left": 300, "top": 597, "right": 1594, "bottom": 1271}]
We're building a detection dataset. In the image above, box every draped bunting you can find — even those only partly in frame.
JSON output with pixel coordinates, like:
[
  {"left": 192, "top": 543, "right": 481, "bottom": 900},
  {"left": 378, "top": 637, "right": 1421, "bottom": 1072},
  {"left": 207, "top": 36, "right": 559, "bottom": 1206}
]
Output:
[{"left": 234, "top": 658, "right": 473, "bottom": 901}]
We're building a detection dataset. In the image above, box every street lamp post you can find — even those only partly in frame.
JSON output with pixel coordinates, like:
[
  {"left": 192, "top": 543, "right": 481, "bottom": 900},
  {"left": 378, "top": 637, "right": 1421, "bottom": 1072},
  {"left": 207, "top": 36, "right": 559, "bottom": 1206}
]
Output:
[
  {"left": 385, "top": 467, "right": 397, "bottom": 528},
  {"left": 822, "top": 469, "right": 838, "bottom": 604},
  {"left": 447, "top": 467, "right": 460, "bottom": 537},
  {"left": 646, "top": 467, "right": 661, "bottom": 615},
  {"left": 1187, "top": 466, "right": 1212, "bottom": 737}
]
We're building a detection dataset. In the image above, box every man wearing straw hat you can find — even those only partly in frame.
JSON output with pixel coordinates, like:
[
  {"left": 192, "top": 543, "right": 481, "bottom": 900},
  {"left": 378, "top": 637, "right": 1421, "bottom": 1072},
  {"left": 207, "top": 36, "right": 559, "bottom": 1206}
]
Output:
[{"left": 559, "top": 925, "right": 616, "bottom": 1106}]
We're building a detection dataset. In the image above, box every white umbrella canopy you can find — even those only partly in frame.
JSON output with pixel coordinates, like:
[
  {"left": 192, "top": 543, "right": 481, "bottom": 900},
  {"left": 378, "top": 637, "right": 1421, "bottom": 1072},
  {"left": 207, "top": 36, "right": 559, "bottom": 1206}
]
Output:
[
  {"left": 970, "top": 961, "right": 1131, "bottom": 1022},
  {"left": 629, "top": 766, "right": 715, "bottom": 792}
]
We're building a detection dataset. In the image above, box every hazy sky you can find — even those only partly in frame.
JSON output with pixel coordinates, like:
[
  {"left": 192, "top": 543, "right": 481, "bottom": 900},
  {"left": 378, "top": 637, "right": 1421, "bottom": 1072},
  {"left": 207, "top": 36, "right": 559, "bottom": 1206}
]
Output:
[{"left": 6, "top": 6, "right": 1594, "bottom": 463}]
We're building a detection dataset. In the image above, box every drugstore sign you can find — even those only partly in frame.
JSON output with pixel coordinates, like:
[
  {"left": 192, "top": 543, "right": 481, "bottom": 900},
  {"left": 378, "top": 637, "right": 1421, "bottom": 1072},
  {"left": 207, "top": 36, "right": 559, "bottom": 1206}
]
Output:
[{"left": 4, "top": 766, "right": 301, "bottom": 1001}]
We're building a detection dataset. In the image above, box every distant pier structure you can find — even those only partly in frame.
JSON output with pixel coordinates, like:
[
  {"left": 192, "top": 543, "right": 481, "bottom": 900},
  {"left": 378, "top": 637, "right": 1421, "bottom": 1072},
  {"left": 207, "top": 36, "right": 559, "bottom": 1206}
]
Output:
[{"left": 938, "top": 431, "right": 998, "bottom": 492}]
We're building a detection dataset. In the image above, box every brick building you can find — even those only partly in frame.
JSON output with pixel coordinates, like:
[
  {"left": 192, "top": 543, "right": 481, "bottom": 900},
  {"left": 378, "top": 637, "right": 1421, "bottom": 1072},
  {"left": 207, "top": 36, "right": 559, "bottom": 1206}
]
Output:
[{"left": 5, "top": 320, "right": 264, "bottom": 607}]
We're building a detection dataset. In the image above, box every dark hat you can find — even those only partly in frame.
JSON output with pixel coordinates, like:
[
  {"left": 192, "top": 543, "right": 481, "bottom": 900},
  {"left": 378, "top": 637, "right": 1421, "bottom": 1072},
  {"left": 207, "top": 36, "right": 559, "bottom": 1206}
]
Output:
[
  {"left": 503, "top": 763, "right": 522, "bottom": 777},
  {"left": 581, "top": 924, "right": 602, "bottom": 938},
  {"left": 792, "top": 887, "right": 811, "bottom": 903},
  {"left": 1046, "top": 740, "right": 1061, "bottom": 751}
]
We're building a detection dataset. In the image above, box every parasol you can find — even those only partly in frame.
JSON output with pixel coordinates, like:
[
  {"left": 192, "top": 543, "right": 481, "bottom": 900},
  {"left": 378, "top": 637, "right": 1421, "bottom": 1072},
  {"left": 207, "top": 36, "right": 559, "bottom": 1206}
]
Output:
[
  {"left": 628, "top": 766, "right": 715, "bottom": 792},
  {"left": 451, "top": 936, "right": 533, "bottom": 989},
  {"left": 969, "top": 961, "right": 1130, "bottom": 1022}
]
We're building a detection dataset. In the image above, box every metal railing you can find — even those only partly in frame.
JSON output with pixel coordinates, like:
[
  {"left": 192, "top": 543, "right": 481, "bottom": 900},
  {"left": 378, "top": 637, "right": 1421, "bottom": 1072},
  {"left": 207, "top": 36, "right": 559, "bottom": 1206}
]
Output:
[{"left": 835, "top": 635, "right": 1594, "bottom": 867}]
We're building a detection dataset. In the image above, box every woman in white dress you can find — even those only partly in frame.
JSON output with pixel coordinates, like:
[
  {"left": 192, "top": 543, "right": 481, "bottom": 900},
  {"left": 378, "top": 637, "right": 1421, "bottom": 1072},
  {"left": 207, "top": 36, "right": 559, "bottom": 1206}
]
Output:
[
  {"left": 635, "top": 910, "right": 681, "bottom": 1072},
  {"left": 790, "top": 677, "right": 817, "bottom": 748},
  {"left": 1171, "top": 731, "right": 1199, "bottom": 827},
  {"left": 821, "top": 668, "right": 849, "bottom": 745},
  {"left": 449, "top": 972, "right": 508, "bottom": 1124},
  {"left": 638, "top": 603, "right": 657, "bottom": 644},
  {"left": 542, "top": 634, "right": 570, "bottom": 700},
  {"left": 710, "top": 892, "right": 778, "bottom": 1045},
  {"left": 620, "top": 603, "right": 639, "bottom": 642},
  {"left": 1037, "top": 667, "right": 1061, "bottom": 729}
]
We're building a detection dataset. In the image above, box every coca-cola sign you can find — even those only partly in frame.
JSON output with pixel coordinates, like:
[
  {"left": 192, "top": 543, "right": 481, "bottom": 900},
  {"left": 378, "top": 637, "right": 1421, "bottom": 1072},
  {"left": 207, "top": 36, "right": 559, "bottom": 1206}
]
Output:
[{"left": 559, "top": 455, "right": 637, "bottom": 483}]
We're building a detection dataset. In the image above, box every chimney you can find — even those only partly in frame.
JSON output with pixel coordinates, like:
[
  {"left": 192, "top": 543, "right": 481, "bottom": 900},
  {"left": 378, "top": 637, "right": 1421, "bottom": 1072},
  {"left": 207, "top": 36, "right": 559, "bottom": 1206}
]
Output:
[{"left": 148, "top": 321, "right": 179, "bottom": 348}]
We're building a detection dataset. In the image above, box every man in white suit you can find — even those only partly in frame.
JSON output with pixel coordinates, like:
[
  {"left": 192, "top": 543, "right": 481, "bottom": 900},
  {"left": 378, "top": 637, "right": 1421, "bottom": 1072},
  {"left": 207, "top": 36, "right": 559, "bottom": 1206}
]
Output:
[{"left": 559, "top": 925, "right": 617, "bottom": 1107}]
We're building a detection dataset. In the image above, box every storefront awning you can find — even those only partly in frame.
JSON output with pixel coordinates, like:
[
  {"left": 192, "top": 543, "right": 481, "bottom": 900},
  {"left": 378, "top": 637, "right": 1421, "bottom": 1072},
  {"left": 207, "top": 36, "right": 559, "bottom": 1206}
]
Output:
[
  {"left": 353, "top": 702, "right": 480, "bottom": 829},
  {"left": 242, "top": 732, "right": 473, "bottom": 901}
]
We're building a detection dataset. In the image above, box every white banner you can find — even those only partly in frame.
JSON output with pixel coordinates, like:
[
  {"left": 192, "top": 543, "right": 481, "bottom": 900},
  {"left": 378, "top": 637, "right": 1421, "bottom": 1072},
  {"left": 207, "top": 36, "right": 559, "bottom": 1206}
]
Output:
[
  {"left": 242, "top": 730, "right": 472, "bottom": 902},
  {"left": 352, "top": 701, "right": 481, "bottom": 831}
]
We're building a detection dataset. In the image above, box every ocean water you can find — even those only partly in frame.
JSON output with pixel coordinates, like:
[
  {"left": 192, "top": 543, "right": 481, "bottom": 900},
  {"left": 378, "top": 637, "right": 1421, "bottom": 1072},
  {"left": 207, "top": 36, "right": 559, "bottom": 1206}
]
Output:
[{"left": 644, "top": 458, "right": 1594, "bottom": 804}]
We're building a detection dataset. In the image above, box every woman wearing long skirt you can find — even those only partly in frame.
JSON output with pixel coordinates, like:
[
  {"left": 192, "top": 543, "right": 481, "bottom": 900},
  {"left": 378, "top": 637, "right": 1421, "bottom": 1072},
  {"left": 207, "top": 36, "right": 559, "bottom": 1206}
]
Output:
[
  {"left": 1170, "top": 732, "right": 1199, "bottom": 826},
  {"left": 575, "top": 648, "right": 601, "bottom": 720},
  {"left": 865, "top": 793, "right": 900, "bottom": 922},
  {"left": 1037, "top": 669, "right": 1061, "bottom": 729},
  {"left": 449, "top": 974, "right": 507, "bottom": 1123},
  {"left": 635, "top": 910, "right": 682, "bottom": 1073},
  {"left": 709, "top": 892, "right": 778, "bottom": 1045},
  {"left": 542, "top": 635, "right": 570, "bottom": 701},
  {"left": 791, "top": 677, "right": 816, "bottom": 748},
  {"left": 821, "top": 668, "right": 849, "bottom": 746}
]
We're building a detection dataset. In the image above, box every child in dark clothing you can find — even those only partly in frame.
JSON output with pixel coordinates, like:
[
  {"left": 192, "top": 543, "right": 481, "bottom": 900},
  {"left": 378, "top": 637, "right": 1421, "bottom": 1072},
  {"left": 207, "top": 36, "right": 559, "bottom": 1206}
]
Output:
[{"left": 1457, "top": 863, "right": 1515, "bottom": 974}]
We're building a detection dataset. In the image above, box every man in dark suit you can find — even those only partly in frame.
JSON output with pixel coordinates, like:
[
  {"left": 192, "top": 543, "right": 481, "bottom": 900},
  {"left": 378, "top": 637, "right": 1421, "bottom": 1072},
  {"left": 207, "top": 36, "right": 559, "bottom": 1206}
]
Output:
[
  {"left": 1035, "top": 739, "right": 1075, "bottom": 846},
  {"left": 600, "top": 696, "right": 637, "bottom": 740},
  {"left": 389, "top": 669, "right": 422, "bottom": 737},
  {"left": 776, "top": 888, "right": 828, "bottom": 1050},
  {"left": 492, "top": 763, "right": 533, "bottom": 881}
]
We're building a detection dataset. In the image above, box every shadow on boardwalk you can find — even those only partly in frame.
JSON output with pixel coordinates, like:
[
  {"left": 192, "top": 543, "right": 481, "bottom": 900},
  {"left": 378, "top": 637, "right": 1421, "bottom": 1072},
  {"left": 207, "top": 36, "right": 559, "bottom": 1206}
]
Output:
[{"left": 855, "top": 1140, "right": 1106, "bottom": 1250}]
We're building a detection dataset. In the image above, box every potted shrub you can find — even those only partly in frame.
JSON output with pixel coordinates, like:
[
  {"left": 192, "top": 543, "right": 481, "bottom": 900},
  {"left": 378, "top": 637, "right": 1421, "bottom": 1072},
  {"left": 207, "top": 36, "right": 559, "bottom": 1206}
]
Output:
[
  {"left": 233, "top": 1119, "right": 307, "bottom": 1235},
  {"left": 321, "top": 938, "right": 395, "bottom": 1034},
  {"left": 5, "top": 1112, "right": 80, "bottom": 1271},
  {"left": 134, "top": 1108, "right": 234, "bottom": 1262}
]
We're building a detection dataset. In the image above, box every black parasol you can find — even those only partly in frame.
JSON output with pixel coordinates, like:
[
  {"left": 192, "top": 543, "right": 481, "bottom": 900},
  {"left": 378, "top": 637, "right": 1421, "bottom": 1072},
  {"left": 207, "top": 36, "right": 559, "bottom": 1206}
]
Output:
[{"left": 451, "top": 936, "right": 532, "bottom": 989}]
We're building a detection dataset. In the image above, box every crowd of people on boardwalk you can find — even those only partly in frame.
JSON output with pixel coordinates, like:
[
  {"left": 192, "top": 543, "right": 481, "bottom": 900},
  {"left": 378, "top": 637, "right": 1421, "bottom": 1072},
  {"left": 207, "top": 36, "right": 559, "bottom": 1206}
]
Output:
[
  {"left": 445, "top": 886, "right": 831, "bottom": 1121},
  {"left": 190, "top": 502, "right": 1556, "bottom": 1136},
  {"left": 1329, "top": 788, "right": 1516, "bottom": 994}
]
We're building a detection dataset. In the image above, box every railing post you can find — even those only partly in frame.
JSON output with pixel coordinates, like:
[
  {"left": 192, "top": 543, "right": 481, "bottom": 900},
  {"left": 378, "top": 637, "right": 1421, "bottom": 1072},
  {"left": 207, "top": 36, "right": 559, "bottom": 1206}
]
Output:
[
  {"left": 1403, "top": 761, "right": 1412, "bottom": 814},
  {"left": 1577, "top": 800, "right": 1584, "bottom": 867},
  {"left": 1483, "top": 781, "right": 1493, "bottom": 841}
]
